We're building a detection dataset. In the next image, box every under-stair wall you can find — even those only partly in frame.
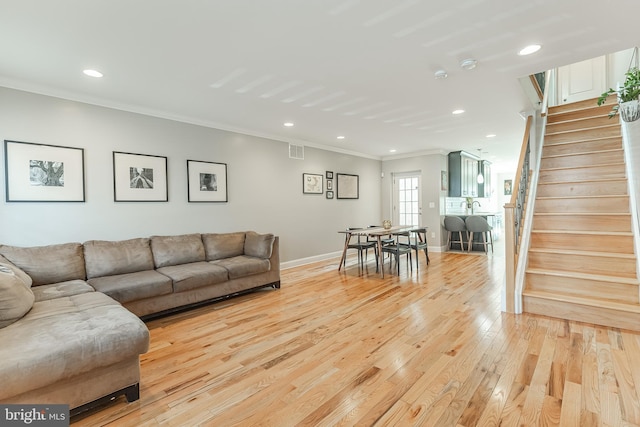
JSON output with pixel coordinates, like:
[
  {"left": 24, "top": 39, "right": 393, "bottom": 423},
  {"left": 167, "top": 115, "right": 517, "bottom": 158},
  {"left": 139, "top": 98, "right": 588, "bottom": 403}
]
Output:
[{"left": 522, "top": 97, "right": 640, "bottom": 331}]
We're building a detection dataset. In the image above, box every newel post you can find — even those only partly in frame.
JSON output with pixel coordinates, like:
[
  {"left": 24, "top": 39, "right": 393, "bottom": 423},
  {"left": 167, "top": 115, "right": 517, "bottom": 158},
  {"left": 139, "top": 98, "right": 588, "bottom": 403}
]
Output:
[{"left": 503, "top": 202, "right": 516, "bottom": 313}]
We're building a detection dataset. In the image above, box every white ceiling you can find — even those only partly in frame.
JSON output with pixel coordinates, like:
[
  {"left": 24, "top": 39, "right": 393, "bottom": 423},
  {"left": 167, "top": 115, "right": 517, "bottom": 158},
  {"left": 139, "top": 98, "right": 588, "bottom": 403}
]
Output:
[{"left": 1, "top": 1, "right": 639, "bottom": 172}]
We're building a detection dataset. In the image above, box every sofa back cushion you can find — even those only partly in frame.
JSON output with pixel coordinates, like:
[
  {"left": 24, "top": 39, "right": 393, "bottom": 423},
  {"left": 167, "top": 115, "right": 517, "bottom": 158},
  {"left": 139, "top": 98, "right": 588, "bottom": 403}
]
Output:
[
  {"left": 0, "top": 261, "right": 35, "bottom": 328},
  {"left": 0, "top": 243, "right": 85, "bottom": 286},
  {"left": 84, "top": 238, "right": 155, "bottom": 279},
  {"left": 202, "top": 232, "right": 246, "bottom": 261},
  {"left": 244, "top": 231, "right": 275, "bottom": 259},
  {"left": 151, "top": 234, "right": 205, "bottom": 268}
]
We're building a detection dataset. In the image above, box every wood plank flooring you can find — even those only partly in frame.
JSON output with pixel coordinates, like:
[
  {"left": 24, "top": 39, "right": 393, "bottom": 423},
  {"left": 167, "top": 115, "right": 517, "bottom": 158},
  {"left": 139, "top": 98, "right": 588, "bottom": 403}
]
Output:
[{"left": 72, "top": 250, "right": 640, "bottom": 426}]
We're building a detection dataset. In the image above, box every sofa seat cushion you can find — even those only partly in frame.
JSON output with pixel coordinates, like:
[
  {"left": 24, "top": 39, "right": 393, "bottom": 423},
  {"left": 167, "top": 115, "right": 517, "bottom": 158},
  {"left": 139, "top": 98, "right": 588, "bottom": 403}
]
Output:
[
  {"left": 0, "top": 292, "right": 149, "bottom": 401},
  {"left": 202, "top": 232, "right": 246, "bottom": 261},
  {"left": 32, "top": 280, "right": 94, "bottom": 302},
  {"left": 88, "top": 270, "right": 172, "bottom": 304},
  {"left": 84, "top": 238, "right": 154, "bottom": 279},
  {"left": 211, "top": 255, "right": 271, "bottom": 279},
  {"left": 157, "top": 261, "right": 229, "bottom": 293},
  {"left": 0, "top": 263, "right": 34, "bottom": 328},
  {"left": 151, "top": 234, "right": 205, "bottom": 268},
  {"left": 0, "top": 243, "right": 86, "bottom": 286}
]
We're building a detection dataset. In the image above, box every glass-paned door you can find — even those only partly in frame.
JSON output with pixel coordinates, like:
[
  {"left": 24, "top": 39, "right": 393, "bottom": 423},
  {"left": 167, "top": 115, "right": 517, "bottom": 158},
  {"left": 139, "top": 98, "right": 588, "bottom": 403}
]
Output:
[{"left": 393, "top": 174, "right": 421, "bottom": 227}]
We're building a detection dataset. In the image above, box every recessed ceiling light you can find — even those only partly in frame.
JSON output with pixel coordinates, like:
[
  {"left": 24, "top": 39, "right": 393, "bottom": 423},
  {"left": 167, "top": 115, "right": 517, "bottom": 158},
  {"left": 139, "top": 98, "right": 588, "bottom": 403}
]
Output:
[
  {"left": 486, "top": 134, "right": 496, "bottom": 138},
  {"left": 434, "top": 70, "right": 448, "bottom": 79},
  {"left": 460, "top": 59, "right": 477, "bottom": 70},
  {"left": 452, "top": 109, "right": 465, "bottom": 115},
  {"left": 283, "top": 122, "right": 294, "bottom": 127},
  {"left": 518, "top": 44, "right": 541, "bottom": 56},
  {"left": 83, "top": 69, "right": 103, "bottom": 78},
  {"left": 337, "top": 135, "right": 345, "bottom": 140},
  {"left": 389, "top": 149, "right": 397, "bottom": 153}
]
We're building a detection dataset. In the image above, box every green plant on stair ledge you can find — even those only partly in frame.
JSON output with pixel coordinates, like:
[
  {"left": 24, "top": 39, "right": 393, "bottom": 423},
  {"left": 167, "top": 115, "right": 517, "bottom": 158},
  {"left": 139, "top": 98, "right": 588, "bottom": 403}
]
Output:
[{"left": 597, "top": 66, "right": 640, "bottom": 122}]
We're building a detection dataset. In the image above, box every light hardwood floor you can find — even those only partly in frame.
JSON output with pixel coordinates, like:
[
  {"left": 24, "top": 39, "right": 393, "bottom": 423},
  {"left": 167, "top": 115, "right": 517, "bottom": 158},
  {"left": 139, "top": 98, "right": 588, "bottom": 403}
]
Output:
[{"left": 73, "top": 249, "right": 640, "bottom": 426}]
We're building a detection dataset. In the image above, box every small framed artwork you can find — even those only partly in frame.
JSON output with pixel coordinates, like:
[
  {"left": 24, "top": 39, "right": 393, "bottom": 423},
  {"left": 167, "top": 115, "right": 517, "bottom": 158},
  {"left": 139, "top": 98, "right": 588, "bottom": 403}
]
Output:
[
  {"left": 504, "top": 179, "right": 513, "bottom": 195},
  {"left": 326, "top": 171, "right": 333, "bottom": 179},
  {"left": 303, "top": 173, "right": 323, "bottom": 194},
  {"left": 326, "top": 190, "right": 334, "bottom": 199},
  {"left": 4, "top": 140, "right": 85, "bottom": 202},
  {"left": 441, "top": 170, "right": 448, "bottom": 191},
  {"left": 113, "top": 151, "right": 168, "bottom": 202},
  {"left": 327, "top": 180, "right": 333, "bottom": 191},
  {"left": 336, "top": 173, "right": 359, "bottom": 199},
  {"left": 187, "top": 160, "right": 228, "bottom": 202}
]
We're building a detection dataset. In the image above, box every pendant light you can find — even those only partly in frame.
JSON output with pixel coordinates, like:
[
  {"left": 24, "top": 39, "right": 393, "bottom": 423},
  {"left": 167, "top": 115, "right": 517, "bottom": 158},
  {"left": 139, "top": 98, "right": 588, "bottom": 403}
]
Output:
[{"left": 476, "top": 149, "right": 484, "bottom": 184}]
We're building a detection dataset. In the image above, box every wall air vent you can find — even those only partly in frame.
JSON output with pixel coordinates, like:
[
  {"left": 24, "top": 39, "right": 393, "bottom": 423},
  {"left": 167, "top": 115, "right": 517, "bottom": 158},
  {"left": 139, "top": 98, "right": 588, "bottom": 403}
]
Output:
[{"left": 289, "top": 144, "right": 304, "bottom": 160}]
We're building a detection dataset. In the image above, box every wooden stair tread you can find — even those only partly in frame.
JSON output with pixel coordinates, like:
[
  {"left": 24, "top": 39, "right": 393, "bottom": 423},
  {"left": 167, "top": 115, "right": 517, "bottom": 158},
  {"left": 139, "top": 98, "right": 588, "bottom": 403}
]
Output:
[
  {"left": 541, "top": 148, "right": 623, "bottom": 159},
  {"left": 544, "top": 135, "right": 622, "bottom": 146},
  {"left": 522, "top": 289, "right": 640, "bottom": 313},
  {"left": 539, "top": 162, "right": 625, "bottom": 172},
  {"left": 526, "top": 268, "right": 638, "bottom": 285},
  {"left": 530, "top": 229, "right": 633, "bottom": 236},
  {"left": 536, "top": 194, "right": 628, "bottom": 200},
  {"left": 533, "top": 212, "right": 630, "bottom": 216},
  {"left": 538, "top": 178, "right": 627, "bottom": 185},
  {"left": 545, "top": 123, "right": 621, "bottom": 136},
  {"left": 528, "top": 248, "right": 636, "bottom": 259}
]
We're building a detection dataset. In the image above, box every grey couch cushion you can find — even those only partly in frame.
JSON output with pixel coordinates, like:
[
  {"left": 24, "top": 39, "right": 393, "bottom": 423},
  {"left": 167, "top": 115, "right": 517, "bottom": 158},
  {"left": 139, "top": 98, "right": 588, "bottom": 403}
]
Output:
[
  {"left": 0, "top": 255, "right": 33, "bottom": 287},
  {"left": 32, "top": 280, "right": 94, "bottom": 302},
  {"left": 0, "top": 262, "right": 34, "bottom": 328},
  {"left": 157, "top": 261, "right": 229, "bottom": 293},
  {"left": 211, "top": 256, "right": 271, "bottom": 279},
  {"left": 151, "top": 234, "right": 205, "bottom": 268},
  {"left": 88, "top": 270, "right": 172, "bottom": 304},
  {"left": 84, "top": 238, "right": 154, "bottom": 279},
  {"left": 244, "top": 232, "right": 275, "bottom": 259},
  {"left": 0, "top": 292, "right": 149, "bottom": 401},
  {"left": 202, "top": 232, "right": 246, "bottom": 261},
  {"left": 0, "top": 243, "right": 86, "bottom": 286}
]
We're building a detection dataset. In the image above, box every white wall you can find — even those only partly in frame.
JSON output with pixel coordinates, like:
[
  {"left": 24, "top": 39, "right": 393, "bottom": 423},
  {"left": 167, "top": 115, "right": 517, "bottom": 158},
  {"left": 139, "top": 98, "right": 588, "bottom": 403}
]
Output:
[{"left": 0, "top": 87, "right": 382, "bottom": 264}]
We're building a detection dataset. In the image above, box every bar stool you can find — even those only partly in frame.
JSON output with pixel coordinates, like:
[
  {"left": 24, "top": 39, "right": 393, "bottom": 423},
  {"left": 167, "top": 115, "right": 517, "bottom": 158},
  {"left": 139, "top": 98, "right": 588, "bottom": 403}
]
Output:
[
  {"left": 444, "top": 216, "right": 467, "bottom": 251},
  {"left": 465, "top": 216, "right": 493, "bottom": 253}
]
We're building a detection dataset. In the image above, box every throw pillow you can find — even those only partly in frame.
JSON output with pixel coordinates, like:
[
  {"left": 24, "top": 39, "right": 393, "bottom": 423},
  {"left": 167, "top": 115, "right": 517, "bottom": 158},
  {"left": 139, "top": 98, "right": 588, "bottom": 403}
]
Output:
[
  {"left": 0, "top": 263, "right": 35, "bottom": 328},
  {"left": 244, "top": 232, "right": 275, "bottom": 259}
]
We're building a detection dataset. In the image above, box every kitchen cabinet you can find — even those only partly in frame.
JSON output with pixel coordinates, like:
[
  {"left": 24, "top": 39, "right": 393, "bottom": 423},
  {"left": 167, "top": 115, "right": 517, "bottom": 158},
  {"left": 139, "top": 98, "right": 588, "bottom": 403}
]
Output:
[
  {"left": 448, "top": 151, "right": 479, "bottom": 197},
  {"left": 477, "top": 160, "right": 492, "bottom": 197}
]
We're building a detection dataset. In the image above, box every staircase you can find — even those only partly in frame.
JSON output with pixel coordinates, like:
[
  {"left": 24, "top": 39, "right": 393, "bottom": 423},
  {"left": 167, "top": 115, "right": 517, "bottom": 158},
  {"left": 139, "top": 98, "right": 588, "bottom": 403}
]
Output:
[{"left": 522, "top": 97, "right": 640, "bottom": 331}]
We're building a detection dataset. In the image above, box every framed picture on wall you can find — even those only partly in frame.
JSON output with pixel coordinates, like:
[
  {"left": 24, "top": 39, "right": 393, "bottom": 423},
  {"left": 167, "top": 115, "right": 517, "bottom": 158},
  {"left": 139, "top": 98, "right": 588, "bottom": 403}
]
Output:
[
  {"left": 336, "top": 173, "right": 359, "bottom": 199},
  {"left": 326, "top": 171, "right": 333, "bottom": 179},
  {"left": 504, "top": 179, "right": 513, "bottom": 195},
  {"left": 4, "top": 140, "right": 85, "bottom": 202},
  {"left": 326, "top": 190, "right": 334, "bottom": 199},
  {"left": 187, "top": 160, "right": 228, "bottom": 202},
  {"left": 113, "top": 151, "right": 168, "bottom": 202},
  {"left": 327, "top": 180, "right": 333, "bottom": 191},
  {"left": 303, "top": 173, "right": 323, "bottom": 194}
]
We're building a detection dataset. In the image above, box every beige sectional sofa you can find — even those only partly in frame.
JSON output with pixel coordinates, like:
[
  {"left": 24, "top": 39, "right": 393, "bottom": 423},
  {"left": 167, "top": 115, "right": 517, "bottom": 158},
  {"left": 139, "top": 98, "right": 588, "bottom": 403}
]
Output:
[{"left": 0, "top": 231, "right": 280, "bottom": 415}]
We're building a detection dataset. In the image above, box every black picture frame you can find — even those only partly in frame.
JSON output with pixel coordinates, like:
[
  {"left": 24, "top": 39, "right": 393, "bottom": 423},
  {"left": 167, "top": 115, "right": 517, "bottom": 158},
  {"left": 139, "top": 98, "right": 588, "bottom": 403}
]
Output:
[
  {"left": 113, "top": 151, "right": 168, "bottom": 202},
  {"left": 187, "top": 160, "right": 228, "bottom": 202},
  {"left": 303, "top": 173, "right": 323, "bottom": 194},
  {"left": 4, "top": 140, "right": 85, "bottom": 202},
  {"left": 326, "top": 190, "right": 334, "bottom": 199},
  {"left": 326, "top": 171, "right": 333, "bottom": 179},
  {"left": 336, "top": 173, "right": 359, "bottom": 199}
]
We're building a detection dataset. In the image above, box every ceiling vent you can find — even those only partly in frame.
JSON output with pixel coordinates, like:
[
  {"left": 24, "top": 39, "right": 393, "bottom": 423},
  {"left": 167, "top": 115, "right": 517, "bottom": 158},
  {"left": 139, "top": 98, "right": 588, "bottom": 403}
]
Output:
[{"left": 289, "top": 144, "right": 304, "bottom": 160}]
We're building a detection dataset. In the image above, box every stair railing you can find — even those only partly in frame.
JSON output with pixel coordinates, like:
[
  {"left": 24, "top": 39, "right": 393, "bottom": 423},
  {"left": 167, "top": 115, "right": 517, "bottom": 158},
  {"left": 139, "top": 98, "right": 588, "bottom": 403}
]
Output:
[{"left": 503, "top": 70, "right": 553, "bottom": 313}]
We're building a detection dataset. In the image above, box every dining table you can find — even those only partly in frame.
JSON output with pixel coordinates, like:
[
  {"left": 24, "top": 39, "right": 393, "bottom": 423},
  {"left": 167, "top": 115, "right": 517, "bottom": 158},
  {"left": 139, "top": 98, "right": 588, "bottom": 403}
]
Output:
[{"left": 338, "top": 225, "right": 415, "bottom": 278}]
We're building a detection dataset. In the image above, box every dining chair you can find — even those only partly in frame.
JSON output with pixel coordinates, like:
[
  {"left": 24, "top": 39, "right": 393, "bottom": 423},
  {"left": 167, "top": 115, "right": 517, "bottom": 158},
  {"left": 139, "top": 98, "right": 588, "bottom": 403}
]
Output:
[
  {"left": 465, "top": 216, "right": 494, "bottom": 253},
  {"left": 344, "top": 227, "right": 378, "bottom": 269},
  {"left": 444, "top": 216, "right": 467, "bottom": 251},
  {"left": 408, "top": 227, "right": 430, "bottom": 270},
  {"left": 381, "top": 231, "right": 412, "bottom": 275},
  {"left": 367, "top": 225, "right": 394, "bottom": 259}
]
